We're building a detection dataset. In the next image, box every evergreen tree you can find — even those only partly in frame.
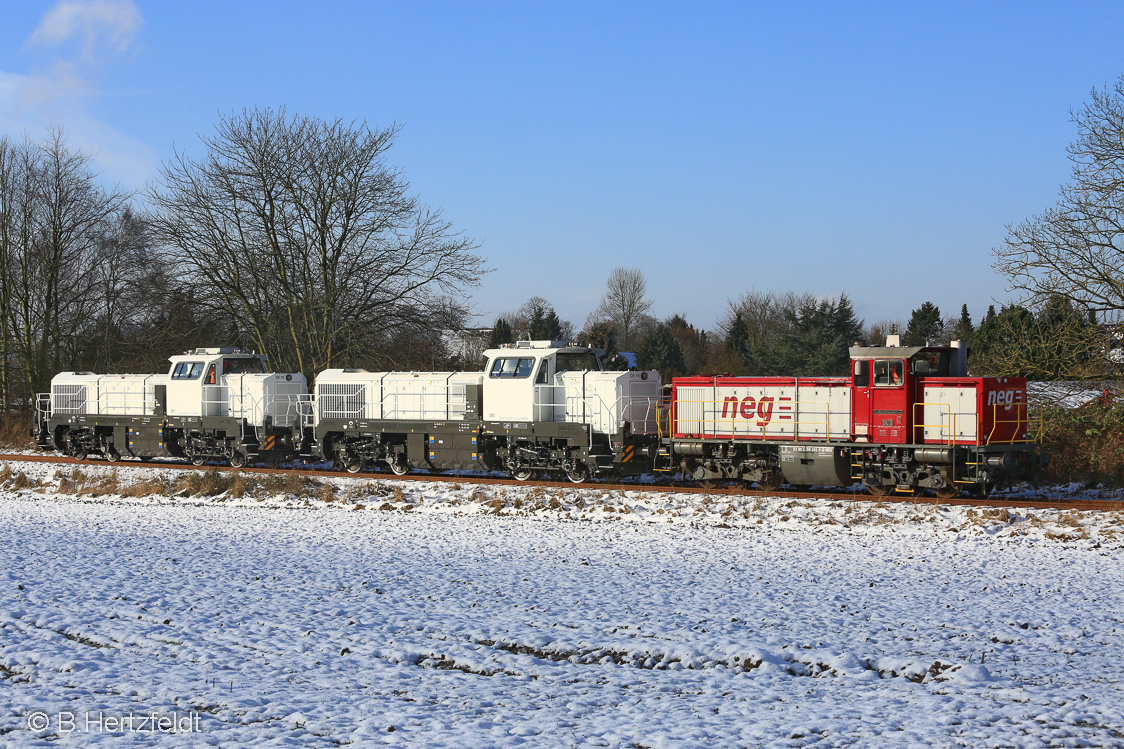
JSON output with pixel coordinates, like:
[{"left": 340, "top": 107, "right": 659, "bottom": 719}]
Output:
[
  {"left": 953, "top": 304, "right": 974, "bottom": 342},
  {"left": 637, "top": 325, "right": 686, "bottom": 379},
  {"left": 581, "top": 320, "right": 617, "bottom": 354},
  {"left": 489, "top": 318, "right": 513, "bottom": 347},
  {"left": 528, "top": 306, "right": 563, "bottom": 340},
  {"left": 724, "top": 313, "right": 749, "bottom": 358},
  {"left": 969, "top": 304, "right": 1035, "bottom": 376},
  {"left": 770, "top": 293, "right": 862, "bottom": 376},
  {"left": 903, "top": 302, "right": 942, "bottom": 346},
  {"left": 666, "top": 314, "right": 709, "bottom": 374},
  {"left": 722, "top": 312, "right": 751, "bottom": 374},
  {"left": 832, "top": 293, "right": 862, "bottom": 346}
]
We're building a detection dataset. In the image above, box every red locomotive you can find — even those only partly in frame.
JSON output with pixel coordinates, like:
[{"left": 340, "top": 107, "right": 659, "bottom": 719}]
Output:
[{"left": 660, "top": 338, "right": 1041, "bottom": 497}]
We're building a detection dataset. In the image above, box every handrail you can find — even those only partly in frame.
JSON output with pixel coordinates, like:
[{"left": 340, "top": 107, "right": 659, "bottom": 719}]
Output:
[
  {"left": 913, "top": 399, "right": 1036, "bottom": 446},
  {"left": 912, "top": 401, "right": 958, "bottom": 445},
  {"left": 531, "top": 385, "right": 663, "bottom": 437}
]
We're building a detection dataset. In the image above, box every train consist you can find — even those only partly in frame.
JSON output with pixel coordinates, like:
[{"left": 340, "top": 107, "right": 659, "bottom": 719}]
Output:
[{"left": 33, "top": 337, "right": 1043, "bottom": 497}]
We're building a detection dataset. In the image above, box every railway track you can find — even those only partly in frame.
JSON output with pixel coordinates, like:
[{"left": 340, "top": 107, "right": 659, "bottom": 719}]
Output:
[{"left": 2, "top": 452, "right": 1121, "bottom": 514}]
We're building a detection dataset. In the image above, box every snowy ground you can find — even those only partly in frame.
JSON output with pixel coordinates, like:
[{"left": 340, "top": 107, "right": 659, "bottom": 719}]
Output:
[{"left": 1, "top": 460, "right": 1122, "bottom": 747}]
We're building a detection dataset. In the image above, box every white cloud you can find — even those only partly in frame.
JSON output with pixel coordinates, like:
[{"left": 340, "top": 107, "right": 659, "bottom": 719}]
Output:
[
  {"left": 28, "top": 0, "right": 143, "bottom": 60},
  {"left": 0, "top": 1, "right": 154, "bottom": 187}
]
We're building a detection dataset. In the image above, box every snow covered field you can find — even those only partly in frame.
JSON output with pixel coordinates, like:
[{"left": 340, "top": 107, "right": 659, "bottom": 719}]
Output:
[{"left": 1, "top": 460, "right": 1123, "bottom": 747}]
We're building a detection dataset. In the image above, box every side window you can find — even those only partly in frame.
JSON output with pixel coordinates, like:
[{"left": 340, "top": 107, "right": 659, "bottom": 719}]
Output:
[
  {"left": 171, "top": 363, "right": 187, "bottom": 379},
  {"left": 205, "top": 364, "right": 217, "bottom": 385},
  {"left": 187, "top": 363, "right": 204, "bottom": 380},
  {"left": 515, "top": 358, "right": 534, "bottom": 378},
  {"left": 534, "top": 361, "right": 548, "bottom": 384},
  {"left": 853, "top": 359, "right": 869, "bottom": 388},
  {"left": 489, "top": 359, "right": 505, "bottom": 377}
]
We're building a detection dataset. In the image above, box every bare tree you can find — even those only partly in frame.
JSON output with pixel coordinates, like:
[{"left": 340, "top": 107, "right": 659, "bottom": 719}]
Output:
[
  {"left": 719, "top": 289, "right": 810, "bottom": 349},
  {"left": 0, "top": 131, "right": 128, "bottom": 408},
  {"left": 593, "top": 267, "right": 653, "bottom": 350},
  {"left": 994, "top": 76, "right": 1124, "bottom": 328},
  {"left": 147, "top": 108, "right": 486, "bottom": 379}
]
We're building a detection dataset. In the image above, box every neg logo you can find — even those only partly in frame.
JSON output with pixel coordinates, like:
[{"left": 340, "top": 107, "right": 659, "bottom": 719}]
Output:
[
  {"left": 721, "top": 396, "right": 775, "bottom": 426},
  {"left": 986, "top": 390, "right": 1019, "bottom": 411}
]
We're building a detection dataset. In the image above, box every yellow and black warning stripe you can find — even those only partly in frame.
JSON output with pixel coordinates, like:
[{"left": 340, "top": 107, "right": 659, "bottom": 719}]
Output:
[
  {"left": 262, "top": 435, "right": 276, "bottom": 452},
  {"left": 621, "top": 445, "right": 635, "bottom": 463}
]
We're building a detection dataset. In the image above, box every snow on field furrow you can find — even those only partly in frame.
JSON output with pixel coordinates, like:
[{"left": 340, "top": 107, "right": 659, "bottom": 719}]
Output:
[{"left": 1, "top": 485, "right": 1123, "bottom": 746}]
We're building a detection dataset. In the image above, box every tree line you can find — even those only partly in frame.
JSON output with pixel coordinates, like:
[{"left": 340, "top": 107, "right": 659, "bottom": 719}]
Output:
[{"left": 487, "top": 274, "right": 1118, "bottom": 385}]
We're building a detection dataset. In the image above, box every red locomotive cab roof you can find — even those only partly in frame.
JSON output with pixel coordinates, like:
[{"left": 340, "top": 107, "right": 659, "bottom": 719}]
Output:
[{"left": 849, "top": 341, "right": 968, "bottom": 379}]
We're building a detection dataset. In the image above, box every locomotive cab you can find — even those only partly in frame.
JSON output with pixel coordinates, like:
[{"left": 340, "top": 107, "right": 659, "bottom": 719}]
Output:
[
  {"left": 165, "top": 347, "right": 306, "bottom": 429},
  {"left": 482, "top": 340, "right": 602, "bottom": 422},
  {"left": 848, "top": 337, "right": 965, "bottom": 444}
]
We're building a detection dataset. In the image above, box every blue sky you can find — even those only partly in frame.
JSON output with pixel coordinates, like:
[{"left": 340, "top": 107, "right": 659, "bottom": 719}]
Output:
[{"left": 2, "top": 1, "right": 1122, "bottom": 334}]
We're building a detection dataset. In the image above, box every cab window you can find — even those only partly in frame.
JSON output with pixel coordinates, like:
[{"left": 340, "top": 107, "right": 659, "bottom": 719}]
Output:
[
  {"left": 489, "top": 357, "right": 535, "bottom": 378},
  {"left": 873, "top": 359, "right": 904, "bottom": 387},
  {"left": 911, "top": 351, "right": 950, "bottom": 376},
  {"left": 172, "top": 362, "right": 204, "bottom": 380}
]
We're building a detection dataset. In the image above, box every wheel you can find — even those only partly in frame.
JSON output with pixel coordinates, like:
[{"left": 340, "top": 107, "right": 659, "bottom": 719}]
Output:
[
  {"left": 512, "top": 466, "right": 533, "bottom": 481},
  {"left": 343, "top": 455, "right": 363, "bottom": 474},
  {"left": 389, "top": 456, "right": 410, "bottom": 476},
  {"left": 104, "top": 448, "right": 120, "bottom": 463},
  {"left": 757, "top": 471, "right": 784, "bottom": 492},
  {"left": 935, "top": 484, "right": 959, "bottom": 499},
  {"left": 865, "top": 483, "right": 890, "bottom": 497},
  {"left": 229, "top": 451, "right": 247, "bottom": 468},
  {"left": 73, "top": 449, "right": 88, "bottom": 461},
  {"left": 699, "top": 479, "right": 719, "bottom": 490},
  {"left": 566, "top": 464, "right": 589, "bottom": 484},
  {"left": 190, "top": 455, "right": 206, "bottom": 466}
]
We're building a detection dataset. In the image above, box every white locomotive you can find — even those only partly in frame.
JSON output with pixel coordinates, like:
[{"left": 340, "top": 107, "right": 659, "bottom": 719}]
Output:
[
  {"left": 311, "top": 340, "right": 663, "bottom": 481},
  {"left": 36, "top": 348, "right": 308, "bottom": 466}
]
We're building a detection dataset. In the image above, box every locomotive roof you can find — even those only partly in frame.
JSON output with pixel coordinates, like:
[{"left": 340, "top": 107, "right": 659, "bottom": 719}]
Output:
[
  {"left": 484, "top": 342, "right": 604, "bottom": 358},
  {"left": 848, "top": 345, "right": 948, "bottom": 359}
]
